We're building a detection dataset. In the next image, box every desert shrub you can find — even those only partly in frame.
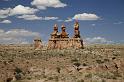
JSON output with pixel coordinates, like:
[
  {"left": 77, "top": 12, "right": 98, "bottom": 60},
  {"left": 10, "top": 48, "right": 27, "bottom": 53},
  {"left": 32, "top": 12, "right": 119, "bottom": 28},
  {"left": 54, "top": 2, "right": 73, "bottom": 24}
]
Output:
[
  {"left": 101, "top": 79, "right": 106, "bottom": 82},
  {"left": 85, "top": 73, "right": 92, "bottom": 78},
  {"left": 112, "top": 57, "right": 116, "bottom": 60},
  {"left": 14, "top": 67, "right": 23, "bottom": 80},
  {"left": 104, "top": 59, "right": 109, "bottom": 62},
  {"left": 3, "top": 61, "right": 7, "bottom": 65},
  {"left": 56, "top": 67, "right": 61, "bottom": 73},
  {"left": 27, "top": 77, "right": 31, "bottom": 80},
  {"left": 47, "top": 76, "right": 54, "bottom": 80},
  {"left": 59, "top": 53, "right": 64, "bottom": 56},
  {"left": 71, "top": 58, "right": 78, "bottom": 62},
  {"left": 82, "top": 63, "right": 87, "bottom": 66},
  {"left": 77, "top": 79, "right": 84, "bottom": 82},
  {"left": 15, "top": 73, "right": 22, "bottom": 80},
  {"left": 54, "top": 76, "right": 59, "bottom": 82},
  {"left": 96, "top": 60, "right": 104, "bottom": 64},
  {"left": 113, "top": 54, "right": 118, "bottom": 56},
  {"left": 15, "top": 67, "right": 22, "bottom": 74},
  {"left": 6, "top": 78, "right": 13, "bottom": 82},
  {"left": 8, "top": 59, "right": 14, "bottom": 63},
  {"left": 95, "top": 72, "right": 117, "bottom": 80},
  {"left": 112, "top": 71, "right": 122, "bottom": 77},
  {"left": 73, "top": 62, "right": 81, "bottom": 67}
]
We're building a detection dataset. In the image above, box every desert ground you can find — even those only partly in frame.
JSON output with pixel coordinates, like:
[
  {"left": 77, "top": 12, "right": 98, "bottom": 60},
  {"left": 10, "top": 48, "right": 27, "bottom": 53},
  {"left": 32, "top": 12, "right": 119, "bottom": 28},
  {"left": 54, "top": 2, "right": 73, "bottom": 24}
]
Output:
[{"left": 0, "top": 44, "right": 124, "bottom": 82}]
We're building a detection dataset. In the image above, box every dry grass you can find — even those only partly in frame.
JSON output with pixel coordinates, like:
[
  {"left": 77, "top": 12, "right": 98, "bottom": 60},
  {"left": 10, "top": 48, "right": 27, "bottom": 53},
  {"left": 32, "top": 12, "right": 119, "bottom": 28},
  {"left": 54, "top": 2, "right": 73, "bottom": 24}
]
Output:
[{"left": 0, "top": 44, "right": 124, "bottom": 82}]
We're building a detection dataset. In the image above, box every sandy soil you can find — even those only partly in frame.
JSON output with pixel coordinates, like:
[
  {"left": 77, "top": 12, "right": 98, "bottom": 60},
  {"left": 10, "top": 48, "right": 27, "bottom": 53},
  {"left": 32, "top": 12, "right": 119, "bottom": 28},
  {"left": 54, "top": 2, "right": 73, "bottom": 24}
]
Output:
[{"left": 0, "top": 44, "right": 124, "bottom": 82}]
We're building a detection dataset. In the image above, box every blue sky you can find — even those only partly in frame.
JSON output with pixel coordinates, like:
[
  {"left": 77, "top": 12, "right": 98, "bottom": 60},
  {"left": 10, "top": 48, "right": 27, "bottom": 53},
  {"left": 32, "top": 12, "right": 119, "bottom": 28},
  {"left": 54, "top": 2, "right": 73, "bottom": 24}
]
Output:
[{"left": 0, "top": 0, "right": 124, "bottom": 44}]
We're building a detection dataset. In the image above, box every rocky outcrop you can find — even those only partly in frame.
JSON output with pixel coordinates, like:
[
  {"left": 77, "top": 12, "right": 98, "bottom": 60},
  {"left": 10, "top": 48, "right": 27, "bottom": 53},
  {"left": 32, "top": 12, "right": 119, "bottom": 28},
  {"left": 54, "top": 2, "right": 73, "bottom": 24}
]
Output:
[
  {"left": 34, "top": 38, "right": 43, "bottom": 50},
  {"left": 47, "top": 21, "right": 84, "bottom": 49}
]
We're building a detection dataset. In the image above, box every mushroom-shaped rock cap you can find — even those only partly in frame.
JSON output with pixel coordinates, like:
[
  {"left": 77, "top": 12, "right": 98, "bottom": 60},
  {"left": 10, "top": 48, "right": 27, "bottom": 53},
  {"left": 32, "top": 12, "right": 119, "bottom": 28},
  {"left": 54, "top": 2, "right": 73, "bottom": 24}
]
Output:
[
  {"left": 74, "top": 20, "right": 79, "bottom": 28},
  {"left": 34, "top": 37, "right": 42, "bottom": 42},
  {"left": 61, "top": 24, "right": 65, "bottom": 27},
  {"left": 54, "top": 24, "right": 58, "bottom": 27},
  {"left": 54, "top": 24, "right": 58, "bottom": 30},
  {"left": 61, "top": 24, "right": 66, "bottom": 30}
]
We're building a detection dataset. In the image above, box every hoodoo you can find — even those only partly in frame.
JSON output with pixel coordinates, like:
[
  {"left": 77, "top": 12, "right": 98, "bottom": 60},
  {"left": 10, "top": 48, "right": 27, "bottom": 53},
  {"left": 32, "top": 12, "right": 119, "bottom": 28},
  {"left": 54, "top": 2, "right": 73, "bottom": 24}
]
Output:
[
  {"left": 34, "top": 38, "right": 43, "bottom": 50},
  {"left": 47, "top": 21, "right": 84, "bottom": 49}
]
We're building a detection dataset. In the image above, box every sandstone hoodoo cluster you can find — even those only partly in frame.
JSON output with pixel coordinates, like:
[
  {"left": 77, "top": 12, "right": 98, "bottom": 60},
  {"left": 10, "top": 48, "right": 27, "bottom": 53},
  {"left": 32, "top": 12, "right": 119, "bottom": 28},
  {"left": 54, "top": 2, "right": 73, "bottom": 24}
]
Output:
[
  {"left": 47, "top": 21, "right": 84, "bottom": 49},
  {"left": 34, "top": 21, "right": 84, "bottom": 50}
]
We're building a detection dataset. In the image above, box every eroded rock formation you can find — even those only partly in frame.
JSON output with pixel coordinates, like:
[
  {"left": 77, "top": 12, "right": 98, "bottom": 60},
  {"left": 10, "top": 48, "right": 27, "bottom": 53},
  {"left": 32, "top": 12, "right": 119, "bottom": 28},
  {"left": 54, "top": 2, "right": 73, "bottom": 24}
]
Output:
[
  {"left": 47, "top": 24, "right": 69, "bottom": 49},
  {"left": 47, "top": 21, "right": 84, "bottom": 49},
  {"left": 34, "top": 38, "right": 43, "bottom": 50},
  {"left": 69, "top": 21, "right": 84, "bottom": 49}
]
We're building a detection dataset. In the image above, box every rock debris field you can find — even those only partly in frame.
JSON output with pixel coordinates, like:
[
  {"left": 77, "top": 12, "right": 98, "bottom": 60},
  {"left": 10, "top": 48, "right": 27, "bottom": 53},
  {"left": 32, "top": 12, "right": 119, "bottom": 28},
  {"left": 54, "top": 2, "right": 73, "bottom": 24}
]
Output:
[{"left": 0, "top": 44, "right": 124, "bottom": 82}]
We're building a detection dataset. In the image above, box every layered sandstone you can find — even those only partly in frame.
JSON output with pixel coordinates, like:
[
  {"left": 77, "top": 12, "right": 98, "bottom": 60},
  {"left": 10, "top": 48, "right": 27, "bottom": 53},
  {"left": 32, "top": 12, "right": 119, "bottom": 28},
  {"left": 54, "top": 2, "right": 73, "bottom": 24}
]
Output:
[{"left": 47, "top": 21, "right": 84, "bottom": 49}]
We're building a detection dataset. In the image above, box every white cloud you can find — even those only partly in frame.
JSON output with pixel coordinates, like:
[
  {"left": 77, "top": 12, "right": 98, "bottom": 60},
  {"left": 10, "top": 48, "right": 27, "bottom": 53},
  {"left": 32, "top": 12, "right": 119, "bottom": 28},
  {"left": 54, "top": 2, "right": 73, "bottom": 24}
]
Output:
[
  {"left": 2, "top": 0, "right": 12, "bottom": 1},
  {"left": 2, "top": 0, "right": 10, "bottom": 1},
  {"left": 31, "top": 0, "right": 67, "bottom": 9},
  {"left": 0, "top": 19, "right": 12, "bottom": 23},
  {"left": 113, "top": 21, "right": 123, "bottom": 24},
  {"left": 84, "top": 37, "right": 114, "bottom": 44},
  {"left": 44, "top": 16, "right": 58, "bottom": 20},
  {"left": 65, "top": 18, "right": 73, "bottom": 22},
  {"left": 0, "top": 5, "right": 59, "bottom": 21},
  {"left": 17, "top": 15, "right": 58, "bottom": 21},
  {"left": 73, "top": 13, "right": 100, "bottom": 20},
  {"left": 17, "top": 14, "right": 42, "bottom": 20},
  {"left": 0, "top": 8, "right": 11, "bottom": 18},
  {"left": 0, "top": 29, "right": 4, "bottom": 33},
  {"left": 10, "top": 5, "right": 38, "bottom": 15},
  {"left": 2, "top": 0, "right": 9, "bottom": 1},
  {"left": 57, "top": 19, "right": 63, "bottom": 22},
  {"left": 0, "top": 37, "right": 28, "bottom": 44},
  {"left": 91, "top": 24, "right": 96, "bottom": 26},
  {"left": 0, "top": 5, "right": 38, "bottom": 18},
  {"left": 64, "top": 13, "right": 100, "bottom": 22},
  {"left": 0, "top": 29, "right": 40, "bottom": 44},
  {"left": 4, "top": 29, "right": 40, "bottom": 37}
]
